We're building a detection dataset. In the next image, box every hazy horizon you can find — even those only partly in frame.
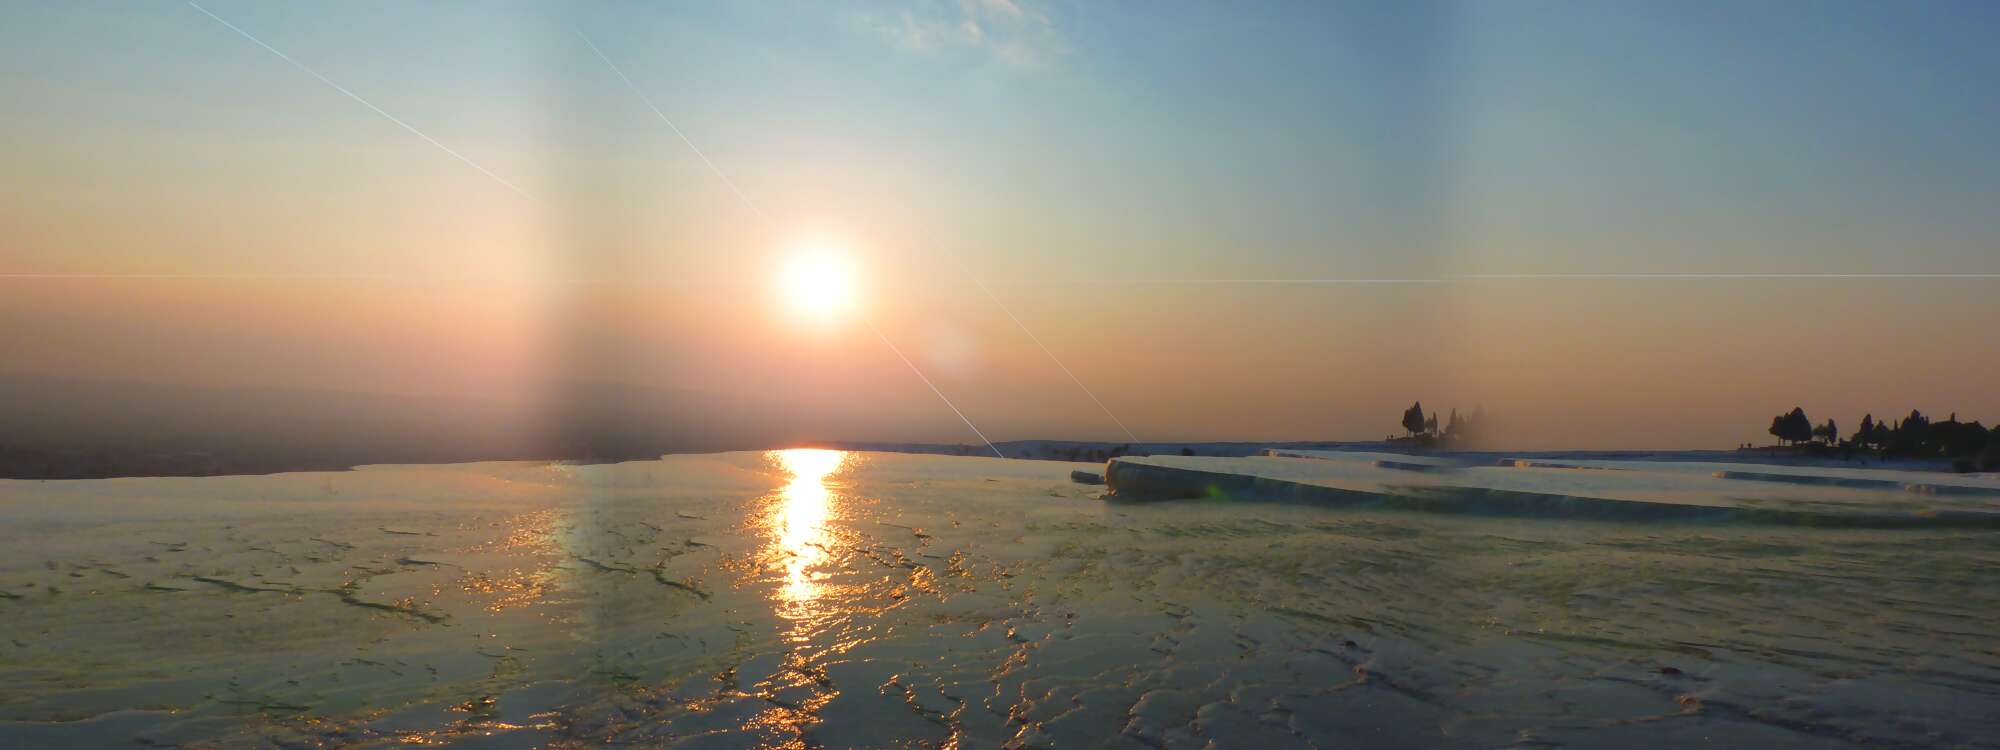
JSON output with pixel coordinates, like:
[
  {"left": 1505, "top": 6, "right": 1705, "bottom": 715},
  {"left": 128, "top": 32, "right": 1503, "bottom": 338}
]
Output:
[{"left": 5, "top": 1, "right": 1999, "bottom": 452}]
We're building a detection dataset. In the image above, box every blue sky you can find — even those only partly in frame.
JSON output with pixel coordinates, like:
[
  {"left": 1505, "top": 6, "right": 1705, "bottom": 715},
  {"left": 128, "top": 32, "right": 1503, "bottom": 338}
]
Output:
[{"left": 7, "top": 1, "right": 1997, "bottom": 277}]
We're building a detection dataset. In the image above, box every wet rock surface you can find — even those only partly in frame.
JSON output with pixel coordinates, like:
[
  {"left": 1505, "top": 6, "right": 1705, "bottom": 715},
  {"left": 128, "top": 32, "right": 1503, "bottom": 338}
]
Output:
[
  {"left": 1, "top": 451, "right": 1997, "bottom": 748},
  {"left": 1111, "top": 453, "right": 2000, "bottom": 528}
]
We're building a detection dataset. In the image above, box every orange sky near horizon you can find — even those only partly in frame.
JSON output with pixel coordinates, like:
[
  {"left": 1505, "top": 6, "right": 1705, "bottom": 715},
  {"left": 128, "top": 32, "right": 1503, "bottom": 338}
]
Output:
[{"left": 3, "top": 269, "right": 1993, "bottom": 450}]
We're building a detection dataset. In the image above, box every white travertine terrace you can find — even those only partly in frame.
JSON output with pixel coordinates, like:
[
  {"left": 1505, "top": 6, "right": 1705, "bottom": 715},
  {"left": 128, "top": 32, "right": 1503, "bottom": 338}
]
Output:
[{"left": 2, "top": 450, "right": 1997, "bottom": 746}]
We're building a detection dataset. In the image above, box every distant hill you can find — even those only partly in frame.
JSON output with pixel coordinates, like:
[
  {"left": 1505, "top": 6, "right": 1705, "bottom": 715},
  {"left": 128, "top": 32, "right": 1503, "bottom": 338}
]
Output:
[{"left": 0, "top": 375, "right": 800, "bottom": 479}]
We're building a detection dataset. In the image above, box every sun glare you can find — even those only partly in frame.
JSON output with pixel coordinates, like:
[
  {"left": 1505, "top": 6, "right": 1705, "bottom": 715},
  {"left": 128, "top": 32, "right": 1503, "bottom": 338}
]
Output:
[{"left": 777, "top": 243, "right": 859, "bottom": 323}]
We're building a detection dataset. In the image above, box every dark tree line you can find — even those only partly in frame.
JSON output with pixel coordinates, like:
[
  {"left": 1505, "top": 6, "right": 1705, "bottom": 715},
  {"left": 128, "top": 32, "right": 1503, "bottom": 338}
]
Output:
[
  {"left": 1394, "top": 401, "right": 1488, "bottom": 449},
  {"left": 1764, "top": 406, "right": 2000, "bottom": 471}
]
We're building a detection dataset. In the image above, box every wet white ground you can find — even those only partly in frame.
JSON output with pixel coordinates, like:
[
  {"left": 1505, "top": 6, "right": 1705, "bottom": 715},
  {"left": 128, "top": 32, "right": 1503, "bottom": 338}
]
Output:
[
  {"left": 1, "top": 450, "right": 1997, "bottom": 748},
  {"left": 1136, "top": 451, "right": 2000, "bottom": 517}
]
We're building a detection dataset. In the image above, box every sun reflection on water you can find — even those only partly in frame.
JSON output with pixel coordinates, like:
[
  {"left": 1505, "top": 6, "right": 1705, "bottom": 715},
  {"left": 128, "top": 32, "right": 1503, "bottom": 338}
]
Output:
[
  {"left": 739, "top": 449, "right": 873, "bottom": 744},
  {"left": 767, "top": 449, "right": 849, "bottom": 620}
]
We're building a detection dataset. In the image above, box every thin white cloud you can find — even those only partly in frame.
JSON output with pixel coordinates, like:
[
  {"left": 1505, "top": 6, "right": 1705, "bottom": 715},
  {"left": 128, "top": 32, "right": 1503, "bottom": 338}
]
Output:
[
  {"left": 974, "top": 0, "right": 1026, "bottom": 20},
  {"left": 853, "top": 0, "right": 1065, "bottom": 71}
]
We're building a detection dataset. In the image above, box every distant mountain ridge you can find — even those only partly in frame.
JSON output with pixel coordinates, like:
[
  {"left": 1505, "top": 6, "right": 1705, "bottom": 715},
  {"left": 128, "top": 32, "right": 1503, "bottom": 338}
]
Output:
[{"left": 0, "top": 375, "right": 794, "bottom": 479}]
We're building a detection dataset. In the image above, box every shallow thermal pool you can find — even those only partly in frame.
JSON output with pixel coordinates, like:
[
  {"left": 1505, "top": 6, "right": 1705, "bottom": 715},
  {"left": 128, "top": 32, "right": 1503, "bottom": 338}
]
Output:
[{"left": 1, "top": 450, "right": 1996, "bottom": 748}]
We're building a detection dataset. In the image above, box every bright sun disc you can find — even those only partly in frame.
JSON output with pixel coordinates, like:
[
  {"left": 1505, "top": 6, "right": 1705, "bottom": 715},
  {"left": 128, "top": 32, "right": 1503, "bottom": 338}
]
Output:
[{"left": 777, "top": 244, "right": 858, "bottom": 322}]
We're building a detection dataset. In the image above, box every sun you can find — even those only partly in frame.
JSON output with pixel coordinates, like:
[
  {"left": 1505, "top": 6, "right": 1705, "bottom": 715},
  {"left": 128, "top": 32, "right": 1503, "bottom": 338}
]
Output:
[{"left": 776, "top": 242, "right": 859, "bottom": 323}]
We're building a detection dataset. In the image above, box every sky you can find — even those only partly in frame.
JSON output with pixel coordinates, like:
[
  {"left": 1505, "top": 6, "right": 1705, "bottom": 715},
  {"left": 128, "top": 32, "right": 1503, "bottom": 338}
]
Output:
[{"left": 3, "top": 0, "right": 1998, "bottom": 449}]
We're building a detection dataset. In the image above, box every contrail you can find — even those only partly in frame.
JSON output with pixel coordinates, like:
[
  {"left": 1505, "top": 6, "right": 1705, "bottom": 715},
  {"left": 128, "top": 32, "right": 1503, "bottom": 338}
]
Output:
[
  {"left": 578, "top": 29, "right": 1006, "bottom": 456},
  {"left": 865, "top": 320, "right": 1004, "bottom": 458},
  {"left": 185, "top": 1, "right": 528, "bottom": 197},
  {"left": 964, "top": 273, "right": 1138, "bottom": 443},
  {"left": 575, "top": 31, "right": 770, "bottom": 224}
]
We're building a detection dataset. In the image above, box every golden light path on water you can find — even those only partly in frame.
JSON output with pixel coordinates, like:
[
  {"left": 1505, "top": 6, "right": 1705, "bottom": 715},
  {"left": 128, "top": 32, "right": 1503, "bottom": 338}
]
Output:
[
  {"left": 768, "top": 448, "right": 848, "bottom": 622},
  {"left": 742, "top": 448, "right": 857, "bottom": 746}
]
